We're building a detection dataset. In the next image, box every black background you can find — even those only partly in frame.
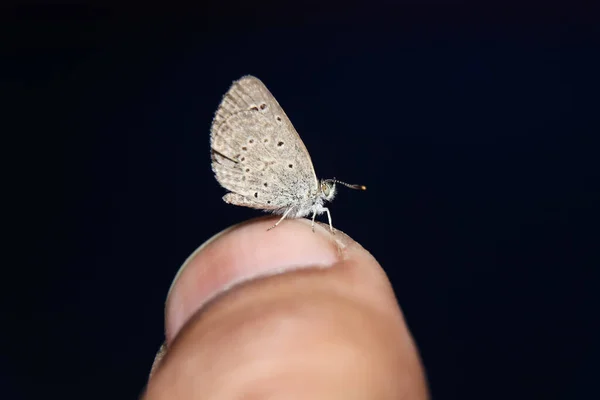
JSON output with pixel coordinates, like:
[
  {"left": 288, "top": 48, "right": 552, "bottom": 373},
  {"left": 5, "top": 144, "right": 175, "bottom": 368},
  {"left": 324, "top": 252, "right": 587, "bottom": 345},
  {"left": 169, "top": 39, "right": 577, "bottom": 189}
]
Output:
[{"left": 4, "top": 2, "right": 599, "bottom": 399}]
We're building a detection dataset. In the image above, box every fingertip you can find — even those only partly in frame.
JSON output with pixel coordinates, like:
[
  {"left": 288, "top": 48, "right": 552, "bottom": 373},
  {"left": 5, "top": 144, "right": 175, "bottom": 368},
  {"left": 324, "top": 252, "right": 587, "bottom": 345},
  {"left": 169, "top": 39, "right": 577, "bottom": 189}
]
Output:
[{"left": 147, "top": 218, "right": 428, "bottom": 399}]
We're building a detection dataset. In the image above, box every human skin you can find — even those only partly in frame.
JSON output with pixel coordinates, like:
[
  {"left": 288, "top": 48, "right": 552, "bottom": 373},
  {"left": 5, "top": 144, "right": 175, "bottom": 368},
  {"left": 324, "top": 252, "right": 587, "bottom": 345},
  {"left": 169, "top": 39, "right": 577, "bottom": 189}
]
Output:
[{"left": 143, "top": 217, "right": 429, "bottom": 399}]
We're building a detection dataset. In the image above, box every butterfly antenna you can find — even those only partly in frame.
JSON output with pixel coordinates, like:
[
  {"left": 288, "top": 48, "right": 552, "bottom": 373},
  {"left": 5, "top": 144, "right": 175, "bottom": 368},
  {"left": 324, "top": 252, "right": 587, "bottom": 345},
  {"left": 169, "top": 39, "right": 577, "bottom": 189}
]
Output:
[{"left": 325, "top": 178, "right": 367, "bottom": 191}]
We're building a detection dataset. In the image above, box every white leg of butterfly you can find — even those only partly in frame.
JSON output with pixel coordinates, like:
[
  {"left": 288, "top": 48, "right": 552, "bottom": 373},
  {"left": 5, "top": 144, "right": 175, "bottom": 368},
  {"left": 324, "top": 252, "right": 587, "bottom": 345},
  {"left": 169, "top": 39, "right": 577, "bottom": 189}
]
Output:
[
  {"left": 324, "top": 207, "right": 335, "bottom": 234},
  {"left": 267, "top": 207, "right": 294, "bottom": 231},
  {"left": 311, "top": 207, "right": 335, "bottom": 234}
]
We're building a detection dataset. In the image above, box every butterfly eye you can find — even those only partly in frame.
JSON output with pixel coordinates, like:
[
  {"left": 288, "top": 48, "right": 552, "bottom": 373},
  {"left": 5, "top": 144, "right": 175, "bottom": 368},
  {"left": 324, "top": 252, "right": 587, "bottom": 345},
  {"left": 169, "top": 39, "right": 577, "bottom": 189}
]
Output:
[{"left": 322, "top": 183, "right": 330, "bottom": 196}]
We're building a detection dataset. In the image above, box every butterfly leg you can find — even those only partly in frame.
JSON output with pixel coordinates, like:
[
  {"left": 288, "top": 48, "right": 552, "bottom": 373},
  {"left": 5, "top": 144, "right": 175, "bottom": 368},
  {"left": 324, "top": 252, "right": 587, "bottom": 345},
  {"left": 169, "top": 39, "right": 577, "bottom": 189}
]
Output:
[
  {"left": 323, "top": 207, "right": 335, "bottom": 234},
  {"left": 267, "top": 208, "right": 293, "bottom": 231}
]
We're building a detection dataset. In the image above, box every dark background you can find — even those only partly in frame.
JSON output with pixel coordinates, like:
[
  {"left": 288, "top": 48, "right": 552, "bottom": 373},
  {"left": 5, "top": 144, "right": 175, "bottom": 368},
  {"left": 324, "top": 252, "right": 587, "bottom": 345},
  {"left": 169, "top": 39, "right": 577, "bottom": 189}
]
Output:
[{"left": 4, "top": 2, "right": 599, "bottom": 399}]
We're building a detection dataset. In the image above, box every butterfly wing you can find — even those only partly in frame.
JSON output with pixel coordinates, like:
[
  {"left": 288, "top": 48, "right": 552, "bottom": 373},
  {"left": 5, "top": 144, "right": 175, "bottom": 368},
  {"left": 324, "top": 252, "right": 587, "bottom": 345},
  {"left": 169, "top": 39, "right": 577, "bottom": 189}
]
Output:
[{"left": 210, "top": 76, "right": 319, "bottom": 212}]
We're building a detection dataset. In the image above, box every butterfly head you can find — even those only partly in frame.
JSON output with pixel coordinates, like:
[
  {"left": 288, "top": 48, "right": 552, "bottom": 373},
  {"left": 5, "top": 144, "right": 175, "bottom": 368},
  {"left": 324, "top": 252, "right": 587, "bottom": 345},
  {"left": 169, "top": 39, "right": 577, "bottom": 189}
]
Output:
[
  {"left": 321, "top": 179, "right": 366, "bottom": 203},
  {"left": 320, "top": 180, "right": 337, "bottom": 202}
]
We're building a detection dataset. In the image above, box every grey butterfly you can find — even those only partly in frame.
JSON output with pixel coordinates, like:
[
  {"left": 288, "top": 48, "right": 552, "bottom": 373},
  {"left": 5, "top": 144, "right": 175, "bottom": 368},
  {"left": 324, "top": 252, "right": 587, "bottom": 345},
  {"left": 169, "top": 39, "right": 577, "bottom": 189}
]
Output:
[{"left": 210, "top": 75, "right": 365, "bottom": 232}]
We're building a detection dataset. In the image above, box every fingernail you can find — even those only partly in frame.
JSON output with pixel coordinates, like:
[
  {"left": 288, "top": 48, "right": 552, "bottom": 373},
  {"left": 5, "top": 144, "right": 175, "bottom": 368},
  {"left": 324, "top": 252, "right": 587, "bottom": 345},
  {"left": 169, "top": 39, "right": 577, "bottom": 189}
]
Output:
[
  {"left": 165, "top": 223, "right": 239, "bottom": 302},
  {"left": 164, "top": 217, "right": 348, "bottom": 343}
]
